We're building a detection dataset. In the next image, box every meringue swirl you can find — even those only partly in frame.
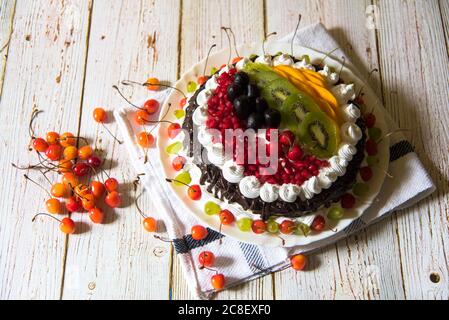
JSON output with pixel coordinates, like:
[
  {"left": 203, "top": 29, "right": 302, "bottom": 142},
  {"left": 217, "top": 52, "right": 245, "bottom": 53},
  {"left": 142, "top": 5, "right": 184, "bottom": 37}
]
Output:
[
  {"left": 273, "top": 54, "right": 294, "bottom": 66},
  {"left": 236, "top": 58, "right": 250, "bottom": 71},
  {"left": 332, "top": 84, "right": 356, "bottom": 105},
  {"left": 255, "top": 54, "right": 273, "bottom": 66},
  {"left": 259, "top": 183, "right": 279, "bottom": 203},
  {"left": 328, "top": 156, "right": 348, "bottom": 177},
  {"left": 239, "top": 176, "right": 262, "bottom": 199},
  {"left": 197, "top": 127, "right": 214, "bottom": 147},
  {"left": 318, "top": 65, "right": 339, "bottom": 84},
  {"left": 317, "top": 170, "right": 337, "bottom": 189},
  {"left": 341, "top": 122, "right": 363, "bottom": 145},
  {"left": 338, "top": 142, "right": 357, "bottom": 161},
  {"left": 302, "top": 177, "right": 322, "bottom": 200},
  {"left": 192, "top": 106, "right": 208, "bottom": 126},
  {"left": 196, "top": 89, "right": 212, "bottom": 106},
  {"left": 279, "top": 184, "right": 300, "bottom": 203},
  {"left": 222, "top": 160, "right": 245, "bottom": 184},
  {"left": 294, "top": 59, "right": 316, "bottom": 71},
  {"left": 206, "top": 143, "right": 227, "bottom": 166},
  {"left": 342, "top": 103, "right": 361, "bottom": 122},
  {"left": 205, "top": 75, "right": 219, "bottom": 90}
]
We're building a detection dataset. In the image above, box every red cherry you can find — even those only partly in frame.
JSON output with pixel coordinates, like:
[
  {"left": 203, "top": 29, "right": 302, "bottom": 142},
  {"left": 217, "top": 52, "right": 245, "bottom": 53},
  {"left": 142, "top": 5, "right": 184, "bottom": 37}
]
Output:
[
  {"left": 167, "top": 123, "right": 181, "bottom": 139},
  {"left": 219, "top": 209, "right": 235, "bottom": 225},
  {"left": 89, "top": 207, "right": 104, "bottom": 224},
  {"left": 172, "top": 156, "right": 186, "bottom": 171},
  {"left": 87, "top": 156, "right": 102, "bottom": 168},
  {"left": 287, "top": 145, "right": 303, "bottom": 161},
  {"left": 105, "top": 191, "right": 121, "bottom": 208},
  {"left": 364, "top": 113, "right": 376, "bottom": 128},
  {"left": 187, "top": 185, "right": 202, "bottom": 201},
  {"left": 73, "top": 163, "right": 90, "bottom": 177},
  {"left": 211, "top": 274, "right": 225, "bottom": 290},
  {"left": 65, "top": 196, "right": 81, "bottom": 213},
  {"left": 143, "top": 99, "right": 159, "bottom": 114},
  {"left": 251, "top": 220, "right": 267, "bottom": 234},
  {"left": 191, "top": 225, "right": 208, "bottom": 240},
  {"left": 279, "top": 130, "right": 295, "bottom": 147},
  {"left": 198, "top": 251, "right": 215, "bottom": 268},
  {"left": 280, "top": 220, "right": 296, "bottom": 234},
  {"left": 32, "top": 138, "right": 49, "bottom": 152},
  {"left": 45, "top": 144, "right": 63, "bottom": 161},
  {"left": 360, "top": 166, "right": 373, "bottom": 182},
  {"left": 311, "top": 215, "right": 325, "bottom": 232},
  {"left": 290, "top": 254, "right": 307, "bottom": 271},
  {"left": 341, "top": 193, "right": 356, "bottom": 209},
  {"left": 105, "top": 177, "right": 119, "bottom": 192},
  {"left": 365, "top": 139, "right": 378, "bottom": 156}
]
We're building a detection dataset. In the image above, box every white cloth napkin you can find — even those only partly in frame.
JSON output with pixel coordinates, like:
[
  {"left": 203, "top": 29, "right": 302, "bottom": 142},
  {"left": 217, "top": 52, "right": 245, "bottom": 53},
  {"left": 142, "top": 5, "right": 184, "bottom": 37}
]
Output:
[{"left": 114, "top": 23, "right": 435, "bottom": 300}]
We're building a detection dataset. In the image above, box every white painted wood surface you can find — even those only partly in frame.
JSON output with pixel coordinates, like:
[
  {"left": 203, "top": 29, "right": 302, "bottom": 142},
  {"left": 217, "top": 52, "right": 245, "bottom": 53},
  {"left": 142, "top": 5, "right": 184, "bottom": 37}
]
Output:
[{"left": 0, "top": 0, "right": 447, "bottom": 300}]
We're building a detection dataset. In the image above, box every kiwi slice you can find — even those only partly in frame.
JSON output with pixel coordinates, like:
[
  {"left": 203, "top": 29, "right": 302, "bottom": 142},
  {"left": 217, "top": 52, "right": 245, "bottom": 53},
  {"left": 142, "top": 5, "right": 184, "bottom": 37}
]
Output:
[
  {"left": 283, "top": 93, "right": 323, "bottom": 123},
  {"left": 298, "top": 112, "right": 340, "bottom": 158},
  {"left": 261, "top": 78, "right": 299, "bottom": 109},
  {"left": 243, "top": 63, "right": 279, "bottom": 87}
]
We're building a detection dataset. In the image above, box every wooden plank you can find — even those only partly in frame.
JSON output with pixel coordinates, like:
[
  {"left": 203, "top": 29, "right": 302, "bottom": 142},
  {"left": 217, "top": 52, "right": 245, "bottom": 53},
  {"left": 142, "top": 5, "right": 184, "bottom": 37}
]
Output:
[
  {"left": 374, "top": 0, "right": 449, "bottom": 299},
  {"left": 0, "top": 0, "right": 16, "bottom": 96},
  {"left": 170, "top": 0, "right": 273, "bottom": 300},
  {"left": 0, "top": 0, "right": 91, "bottom": 299},
  {"left": 439, "top": 0, "right": 449, "bottom": 53},
  {"left": 266, "top": 0, "right": 407, "bottom": 299},
  {"left": 61, "top": 0, "right": 181, "bottom": 300}
]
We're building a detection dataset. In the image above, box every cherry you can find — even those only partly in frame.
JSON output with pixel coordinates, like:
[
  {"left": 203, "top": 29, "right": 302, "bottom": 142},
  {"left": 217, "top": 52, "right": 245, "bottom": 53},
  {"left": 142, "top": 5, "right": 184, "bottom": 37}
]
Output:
[
  {"left": 198, "top": 251, "right": 215, "bottom": 268},
  {"left": 93, "top": 107, "right": 108, "bottom": 123},
  {"left": 78, "top": 145, "right": 93, "bottom": 160},
  {"left": 58, "top": 160, "right": 73, "bottom": 174},
  {"left": 219, "top": 209, "right": 235, "bottom": 225},
  {"left": 63, "top": 146, "right": 78, "bottom": 160},
  {"left": 365, "top": 139, "right": 378, "bottom": 156},
  {"left": 172, "top": 156, "right": 186, "bottom": 171},
  {"left": 341, "top": 193, "right": 356, "bottom": 209},
  {"left": 197, "top": 76, "right": 208, "bottom": 86},
  {"left": 65, "top": 196, "right": 81, "bottom": 213},
  {"left": 32, "top": 138, "right": 49, "bottom": 152},
  {"left": 364, "top": 113, "right": 376, "bottom": 128},
  {"left": 137, "top": 132, "right": 154, "bottom": 149},
  {"left": 46, "top": 198, "right": 62, "bottom": 214},
  {"left": 191, "top": 225, "right": 208, "bottom": 240},
  {"left": 311, "top": 215, "right": 325, "bottom": 232},
  {"left": 73, "top": 163, "right": 90, "bottom": 177},
  {"left": 167, "top": 123, "right": 181, "bottom": 139},
  {"left": 90, "top": 181, "right": 105, "bottom": 198},
  {"left": 81, "top": 193, "right": 96, "bottom": 211},
  {"left": 32, "top": 213, "right": 75, "bottom": 234},
  {"left": 188, "top": 185, "right": 202, "bottom": 201},
  {"left": 105, "top": 178, "right": 119, "bottom": 192},
  {"left": 134, "top": 110, "right": 151, "bottom": 125},
  {"left": 105, "top": 191, "right": 121, "bottom": 208},
  {"left": 45, "top": 144, "right": 63, "bottom": 161},
  {"left": 179, "top": 97, "right": 187, "bottom": 109},
  {"left": 89, "top": 207, "right": 104, "bottom": 224},
  {"left": 359, "top": 166, "right": 373, "bottom": 182},
  {"left": 62, "top": 172, "right": 79, "bottom": 188},
  {"left": 87, "top": 155, "right": 102, "bottom": 168},
  {"left": 143, "top": 99, "right": 160, "bottom": 114},
  {"left": 251, "top": 220, "right": 267, "bottom": 234},
  {"left": 51, "top": 183, "right": 69, "bottom": 198},
  {"left": 145, "top": 77, "right": 160, "bottom": 91},
  {"left": 280, "top": 220, "right": 296, "bottom": 234},
  {"left": 143, "top": 217, "right": 157, "bottom": 232},
  {"left": 287, "top": 145, "right": 303, "bottom": 161},
  {"left": 59, "top": 132, "right": 76, "bottom": 148},
  {"left": 46, "top": 132, "right": 60, "bottom": 145},
  {"left": 279, "top": 130, "right": 295, "bottom": 147},
  {"left": 74, "top": 184, "right": 90, "bottom": 197},
  {"left": 211, "top": 274, "right": 225, "bottom": 290},
  {"left": 290, "top": 254, "right": 307, "bottom": 271}
]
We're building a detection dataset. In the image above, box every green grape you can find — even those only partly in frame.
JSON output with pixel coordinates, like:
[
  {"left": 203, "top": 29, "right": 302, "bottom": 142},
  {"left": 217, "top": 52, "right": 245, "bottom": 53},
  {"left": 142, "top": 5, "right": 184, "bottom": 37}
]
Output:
[
  {"left": 294, "top": 222, "right": 311, "bottom": 236},
  {"left": 366, "top": 156, "right": 380, "bottom": 167},
  {"left": 368, "top": 127, "right": 382, "bottom": 141},
  {"left": 174, "top": 109, "right": 185, "bottom": 119},
  {"left": 300, "top": 54, "right": 311, "bottom": 64},
  {"left": 210, "top": 67, "right": 218, "bottom": 75},
  {"left": 267, "top": 220, "right": 280, "bottom": 234},
  {"left": 353, "top": 183, "right": 370, "bottom": 197},
  {"left": 204, "top": 201, "right": 221, "bottom": 216},
  {"left": 237, "top": 217, "right": 253, "bottom": 232},
  {"left": 166, "top": 141, "right": 183, "bottom": 154},
  {"left": 328, "top": 207, "right": 345, "bottom": 220},
  {"left": 174, "top": 172, "right": 191, "bottom": 186},
  {"left": 187, "top": 81, "right": 197, "bottom": 93}
]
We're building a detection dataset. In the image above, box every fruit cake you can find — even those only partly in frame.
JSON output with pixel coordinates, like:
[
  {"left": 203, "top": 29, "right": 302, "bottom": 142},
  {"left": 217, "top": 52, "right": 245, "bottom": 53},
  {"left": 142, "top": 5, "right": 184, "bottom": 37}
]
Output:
[{"left": 181, "top": 53, "right": 369, "bottom": 221}]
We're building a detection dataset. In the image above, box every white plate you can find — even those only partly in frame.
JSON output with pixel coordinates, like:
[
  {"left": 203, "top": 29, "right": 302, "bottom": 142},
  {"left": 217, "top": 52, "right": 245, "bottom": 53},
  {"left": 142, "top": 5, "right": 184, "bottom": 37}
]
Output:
[{"left": 157, "top": 42, "right": 389, "bottom": 247}]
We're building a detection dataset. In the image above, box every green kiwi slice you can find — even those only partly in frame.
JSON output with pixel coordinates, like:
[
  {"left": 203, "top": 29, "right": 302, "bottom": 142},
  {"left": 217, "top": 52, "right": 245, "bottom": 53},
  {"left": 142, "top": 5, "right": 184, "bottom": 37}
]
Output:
[
  {"left": 282, "top": 93, "right": 323, "bottom": 123},
  {"left": 261, "top": 78, "right": 299, "bottom": 109},
  {"left": 243, "top": 62, "right": 280, "bottom": 87},
  {"left": 298, "top": 112, "right": 340, "bottom": 158}
]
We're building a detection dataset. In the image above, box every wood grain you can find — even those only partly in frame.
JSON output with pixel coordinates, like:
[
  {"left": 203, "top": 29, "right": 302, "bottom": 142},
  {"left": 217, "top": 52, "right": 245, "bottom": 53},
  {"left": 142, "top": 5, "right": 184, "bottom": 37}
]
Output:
[
  {"left": 0, "top": 0, "right": 91, "bottom": 299},
  {"left": 60, "top": 0, "right": 181, "bottom": 300},
  {"left": 171, "top": 0, "right": 273, "bottom": 299},
  {"left": 0, "top": 0, "right": 16, "bottom": 96},
  {"left": 266, "top": 0, "right": 407, "bottom": 300},
  {"left": 374, "top": 0, "right": 449, "bottom": 299}
]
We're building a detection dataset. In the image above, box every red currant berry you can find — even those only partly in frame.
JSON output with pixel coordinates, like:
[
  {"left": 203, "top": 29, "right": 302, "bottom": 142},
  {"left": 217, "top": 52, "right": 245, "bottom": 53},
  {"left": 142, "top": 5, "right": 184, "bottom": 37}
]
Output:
[
  {"left": 219, "top": 209, "right": 235, "bottom": 225},
  {"left": 280, "top": 220, "right": 296, "bottom": 234},
  {"left": 341, "top": 193, "right": 356, "bottom": 209},
  {"left": 364, "top": 113, "right": 376, "bottom": 128},
  {"left": 365, "top": 139, "right": 378, "bottom": 156},
  {"left": 251, "top": 220, "right": 267, "bottom": 234},
  {"left": 311, "top": 215, "right": 326, "bottom": 232},
  {"left": 359, "top": 166, "right": 373, "bottom": 182}
]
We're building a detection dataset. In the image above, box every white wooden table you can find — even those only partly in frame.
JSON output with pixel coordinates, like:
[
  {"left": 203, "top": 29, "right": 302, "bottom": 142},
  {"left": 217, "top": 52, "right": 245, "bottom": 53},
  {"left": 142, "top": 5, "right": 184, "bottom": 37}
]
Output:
[{"left": 0, "top": 0, "right": 448, "bottom": 300}]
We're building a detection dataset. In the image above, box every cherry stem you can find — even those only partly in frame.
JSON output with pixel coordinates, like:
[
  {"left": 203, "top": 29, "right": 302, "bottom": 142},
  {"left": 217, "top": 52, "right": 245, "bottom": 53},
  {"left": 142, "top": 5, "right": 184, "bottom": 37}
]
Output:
[
  {"left": 378, "top": 128, "right": 412, "bottom": 144},
  {"left": 338, "top": 56, "right": 346, "bottom": 78},
  {"left": 153, "top": 235, "right": 173, "bottom": 243},
  {"left": 319, "top": 47, "right": 341, "bottom": 65},
  {"left": 221, "top": 27, "right": 232, "bottom": 65},
  {"left": 291, "top": 14, "right": 302, "bottom": 57},
  {"left": 165, "top": 178, "right": 190, "bottom": 188},
  {"left": 135, "top": 191, "right": 147, "bottom": 219},
  {"left": 121, "top": 81, "right": 188, "bottom": 100},
  {"left": 23, "top": 174, "right": 52, "bottom": 197},
  {"left": 101, "top": 122, "right": 123, "bottom": 144},
  {"left": 37, "top": 168, "right": 52, "bottom": 185},
  {"left": 357, "top": 68, "right": 379, "bottom": 98},
  {"left": 203, "top": 44, "right": 217, "bottom": 76},
  {"left": 199, "top": 265, "right": 219, "bottom": 274},
  {"left": 147, "top": 103, "right": 172, "bottom": 137},
  {"left": 112, "top": 85, "right": 144, "bottom": 110},
  {"left": 262, "top": 32, "right": 277, "bottom": 56},
  {"left": 223, "top": 27, "right": 239, "bottom": 58},
  {"left": 276, "top": 234, "right": 286, "bottom": 246},
  {"left": 29, "top": 108, "right": 42, "bottom": 139},
  {"left": 32, "top": 213, "right": 62, "bottom": 223}
]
